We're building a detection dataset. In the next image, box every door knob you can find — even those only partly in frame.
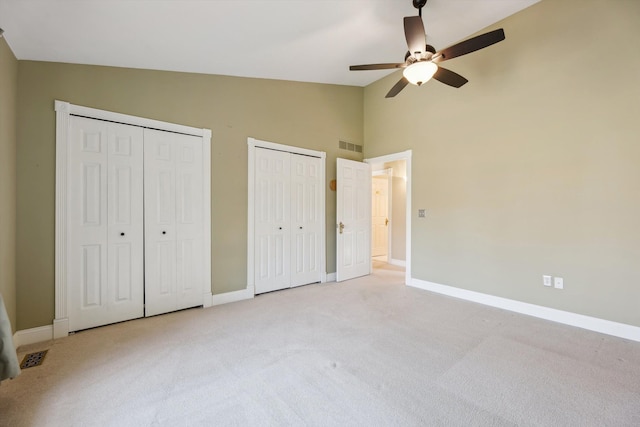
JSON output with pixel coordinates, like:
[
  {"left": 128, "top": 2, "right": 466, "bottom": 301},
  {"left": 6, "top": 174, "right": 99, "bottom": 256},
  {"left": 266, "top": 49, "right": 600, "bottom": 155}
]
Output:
[
  {"left": 299, "top": 226, "right": 303, "bottom": 230},
  {"left": 385, "top": 218, "right": 389, "bottom": 226},
  {"left": 338, "top": 222, "right": 344, "bottom": 234},
  {"left": 162, "top": 231, "right": 166, "bottom": 235},
  {"left": 279, "top": 227, "right": 283, "bottom": 230},
  {"left": 120, "top": 232, "right": 125, "bottom": 236}
]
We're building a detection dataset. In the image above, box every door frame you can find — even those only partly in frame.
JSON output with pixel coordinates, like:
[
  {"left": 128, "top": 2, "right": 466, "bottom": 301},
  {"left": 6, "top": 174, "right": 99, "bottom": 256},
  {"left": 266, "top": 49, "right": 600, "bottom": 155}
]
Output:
[
  {"left": 371, "top": 168, "right": 392, "bottom": 260},
  {"left": 364, "top": 150, "right": 412, "bottom": 285},
  {"left": 247, "top": 137, "right": 327, "bottom": 294},
  {"left": 54, "top": 100, "right": 212, "bottom": 339}
]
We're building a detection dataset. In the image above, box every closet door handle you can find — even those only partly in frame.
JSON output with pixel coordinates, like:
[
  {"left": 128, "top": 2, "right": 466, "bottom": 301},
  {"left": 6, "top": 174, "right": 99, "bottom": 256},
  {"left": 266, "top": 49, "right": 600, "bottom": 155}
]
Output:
[
  {"left": 120, "top": 232, "right": 125, "bottom": 236},
  {"left": 278, "top": 227, "right": 283, "bottom": 230},
  {"left": 162, "top": 231, "right": 167, "bottom": 235},
  {"left": 299, "top": 226, "right": 303, "bottom": 230}
]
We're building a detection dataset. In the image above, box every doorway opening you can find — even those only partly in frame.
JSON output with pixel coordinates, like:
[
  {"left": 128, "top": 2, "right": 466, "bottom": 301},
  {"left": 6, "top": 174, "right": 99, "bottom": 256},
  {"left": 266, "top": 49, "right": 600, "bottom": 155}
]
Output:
[
  {"left": 371, "top": 169, "right": 391, "bottom": 263},
  {"left": 364, "top": 151, "right": 412, "bottom": 285}
]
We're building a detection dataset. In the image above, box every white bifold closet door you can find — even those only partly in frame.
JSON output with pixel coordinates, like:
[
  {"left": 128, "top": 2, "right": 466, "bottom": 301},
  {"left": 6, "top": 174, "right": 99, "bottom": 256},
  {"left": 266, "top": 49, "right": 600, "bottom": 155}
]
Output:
[
  {"left": 144, "top": 128, "right": 204, "bottom": 316},
  {"left": 290, "top": 153, "right": 322, "bottom": 287},
  {"left": 68, "top": 116, "right": 144, "bottom": 332},
  {"left": 255, "top": 148, "right": 322, "bottom": 294}
]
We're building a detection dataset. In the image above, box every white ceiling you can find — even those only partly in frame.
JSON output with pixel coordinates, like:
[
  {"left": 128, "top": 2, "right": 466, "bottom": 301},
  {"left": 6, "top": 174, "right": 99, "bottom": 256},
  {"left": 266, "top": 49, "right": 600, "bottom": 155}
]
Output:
[{"left": 0, "top": 0, "right": 539, "bottom": 87}]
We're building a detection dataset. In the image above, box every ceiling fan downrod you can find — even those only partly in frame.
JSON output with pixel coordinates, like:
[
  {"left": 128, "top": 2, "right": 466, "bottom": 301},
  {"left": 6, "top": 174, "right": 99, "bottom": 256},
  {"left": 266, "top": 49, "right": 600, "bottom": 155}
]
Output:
[{"left": 413, "top": 0, "right": 427, "bottom": 17}]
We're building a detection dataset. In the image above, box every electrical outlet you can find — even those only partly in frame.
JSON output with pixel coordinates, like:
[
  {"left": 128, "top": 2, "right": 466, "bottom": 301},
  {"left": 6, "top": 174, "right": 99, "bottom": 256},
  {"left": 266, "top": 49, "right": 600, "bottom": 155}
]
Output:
[
  {"left": 554, "top": 277, "right": 564, "bottom": 289},
  {"left": 543, "top": 275, "right": 552, "bottom": 287}
]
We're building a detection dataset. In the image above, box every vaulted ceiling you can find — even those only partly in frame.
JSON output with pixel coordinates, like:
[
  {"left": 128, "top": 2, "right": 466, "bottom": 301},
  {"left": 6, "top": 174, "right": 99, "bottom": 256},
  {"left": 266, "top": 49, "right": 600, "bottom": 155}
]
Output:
[{"left": 0, "top": 0, "right": 539, "bottom": 86}]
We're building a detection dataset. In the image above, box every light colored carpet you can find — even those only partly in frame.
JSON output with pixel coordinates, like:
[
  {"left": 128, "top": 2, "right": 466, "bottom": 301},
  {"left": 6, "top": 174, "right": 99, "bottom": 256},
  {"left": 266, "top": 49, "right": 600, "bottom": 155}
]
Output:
[{"left": 1, "top": 266, "right": 640, "bottom": 426}]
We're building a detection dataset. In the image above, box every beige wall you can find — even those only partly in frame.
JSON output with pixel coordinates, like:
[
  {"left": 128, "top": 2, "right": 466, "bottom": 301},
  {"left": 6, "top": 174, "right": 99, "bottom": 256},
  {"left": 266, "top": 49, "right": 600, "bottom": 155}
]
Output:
[
  {"left": 0, "top": 38, "right": 18, "bottom": 332},
  {"left": 364, "top": 0, "right": 640, "bottom": 326},
  {"left": 16, "top": 62, "right": 363, "bottom": 330}
]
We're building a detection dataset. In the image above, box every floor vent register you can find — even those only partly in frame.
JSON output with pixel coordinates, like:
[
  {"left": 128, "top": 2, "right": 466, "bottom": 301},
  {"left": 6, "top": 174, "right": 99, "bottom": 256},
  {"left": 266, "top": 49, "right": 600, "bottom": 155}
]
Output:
[{"left": 20, "top": 350, "right": 48, "bottom": 369}]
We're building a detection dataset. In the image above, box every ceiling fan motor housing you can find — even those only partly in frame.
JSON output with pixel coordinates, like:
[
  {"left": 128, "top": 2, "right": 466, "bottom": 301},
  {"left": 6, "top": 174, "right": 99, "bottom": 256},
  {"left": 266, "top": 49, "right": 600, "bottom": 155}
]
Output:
[{"left": 413, "top": 0, "right": 428, "bottom": 9}]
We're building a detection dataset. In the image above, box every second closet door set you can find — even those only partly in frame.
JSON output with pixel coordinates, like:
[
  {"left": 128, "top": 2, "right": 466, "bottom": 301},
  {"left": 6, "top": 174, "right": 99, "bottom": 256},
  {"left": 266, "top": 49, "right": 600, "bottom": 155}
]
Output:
[
  {"left": 67, "top": 116, "right": 207, "bottom": 332},
  {"left": 254, "top": 147, "right": 323, "bottom": 294}
]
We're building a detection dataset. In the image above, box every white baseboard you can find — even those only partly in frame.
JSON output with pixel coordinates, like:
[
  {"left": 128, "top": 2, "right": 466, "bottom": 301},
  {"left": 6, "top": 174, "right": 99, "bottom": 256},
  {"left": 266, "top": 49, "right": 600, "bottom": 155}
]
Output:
[
  {"left": 409, "top": 278, "right": 640, "bottom": 342},
  {"left": 13, "top": 325, "right": 54, "bottom": 349},
  {"left": 389, "top": 259, "right": 406, "bottom": 267},
  {"left": 211, "top": 286, "right": 255, "bottom": 306},
  {"left": 14, "top": 288, "right": 251, "bottom": 348},
  {"left": 325, "top": 272, "right": 336, "bottom": 282},
  {"left": 203, "top": 292, "right": 213, "bottom": 308},
  {"left": 53, "top": 318, "right": 69, "bottom": 339}
]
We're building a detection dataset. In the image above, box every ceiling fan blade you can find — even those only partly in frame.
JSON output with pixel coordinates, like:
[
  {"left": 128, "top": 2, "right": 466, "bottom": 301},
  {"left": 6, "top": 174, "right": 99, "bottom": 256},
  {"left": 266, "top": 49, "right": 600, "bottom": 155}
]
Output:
[
  {"left": 433, "top": 28, "right": 505, "bottom": 63},
  {"left": 432, "top": 66, "right": 468, "bottom": 88},
  {"left": 404, "top": 16, "right": 426, "bottom": 57},
  {"left": 385, "top": 77, "right": 409, "bottom": 98},
  {"left": 349, "top": 63, "right": 405, "bottom": 71}
]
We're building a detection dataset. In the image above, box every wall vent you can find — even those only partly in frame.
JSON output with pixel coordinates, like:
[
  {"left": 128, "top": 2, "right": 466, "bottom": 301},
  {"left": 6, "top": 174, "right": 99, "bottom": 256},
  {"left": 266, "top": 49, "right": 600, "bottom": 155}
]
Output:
[{"left": 339, "top": 140, "right": 362, "bottom": 153}]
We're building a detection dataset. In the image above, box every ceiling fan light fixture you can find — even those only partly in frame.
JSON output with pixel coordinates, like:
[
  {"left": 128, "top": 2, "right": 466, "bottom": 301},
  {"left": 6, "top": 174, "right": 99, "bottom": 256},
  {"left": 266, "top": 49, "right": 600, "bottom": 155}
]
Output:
[{"left": 403, "top": 61, "right": 437, "bottom": 86}]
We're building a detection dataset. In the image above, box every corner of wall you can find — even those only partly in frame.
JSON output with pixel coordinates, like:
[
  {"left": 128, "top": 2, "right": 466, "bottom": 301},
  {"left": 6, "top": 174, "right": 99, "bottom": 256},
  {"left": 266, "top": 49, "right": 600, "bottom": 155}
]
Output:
[{"left": 0, "top": 35, "right": 19, "bottom": 333}]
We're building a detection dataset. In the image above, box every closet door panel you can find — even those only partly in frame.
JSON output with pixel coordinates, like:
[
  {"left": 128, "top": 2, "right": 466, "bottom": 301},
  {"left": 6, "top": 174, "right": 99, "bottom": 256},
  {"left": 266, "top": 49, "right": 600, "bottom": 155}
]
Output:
[
  {"left": 145, "top": 129, "right": 204, "bottom": 315},
  {"left": 107, "top": 123, "right": 144, "bottom": 316},
  {"left": 156, "top": 241, "right": 175, "bottom": 295},
  {"left": 175, "top": 134, "right": 204, "bottom": 310},
  {"left": 254, "top": 148, "right": 291, "bottom": 294},
  {"left": 69, "top": 117, "right": 108, "bottom": 331},
  {"left": 81, "top": 244, "right": 103, "bottom": 308},
  {"left": 144, "top": 129, "right": 178, "bottom": 316},
  {"left": 290, "top": 154, "right": 322, "bottom": 287},
  {"left": 68, "top": 117, "right": 143, "bottom": 332}
]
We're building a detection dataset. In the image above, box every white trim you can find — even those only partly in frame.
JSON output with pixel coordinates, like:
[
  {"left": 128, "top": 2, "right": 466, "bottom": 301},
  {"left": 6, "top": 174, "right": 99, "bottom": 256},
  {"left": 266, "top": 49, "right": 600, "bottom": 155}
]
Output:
[
  {"left": 53, "top": 318, "right": 68, "bottom": 340},
  {"left": 389, "top": 259, "right": 406, "bottom": 267},
  {"left": 212, "top": 286, "right": 255, "bottom": 306},
  {"left": 13, "top": 325, "right": 53, "bottom": 349},
  {"left": 202, "top": 129, "right": 213, "bottom": 308},
  {"left": 54, "top": 101, "right": 70, "bottom": 338},
  {"left": 410, "top": 278, "right": 640, "bottom": 342},
  {"left": 365, "top": 151, "right": 412, "bottom": 165},
  {"left": 247, "top": 140, "right": 256, "bottom": 292},
  {"left": 325, "top": 272, "right": 337, "bottom": 282},
  {"left": 248, "top": 137, "right": 327, "bottom": 160},
  {"left": 54, "top": 100, "right": 212, "bottom": 336},
  {"left": 372, "top": 168, "right": 392, "bottom": 177},
  {"left": 246, "top": 137, "right": 327, "bottom": 293},
  {"left": 364, "top": 150, "right": 412, "bottom": 286},
  {"left": 55, "top": 101, "right": 208, "bottom": 137},
  {"left": 319, "top": 152, "right": 327, "bottom": 284}
]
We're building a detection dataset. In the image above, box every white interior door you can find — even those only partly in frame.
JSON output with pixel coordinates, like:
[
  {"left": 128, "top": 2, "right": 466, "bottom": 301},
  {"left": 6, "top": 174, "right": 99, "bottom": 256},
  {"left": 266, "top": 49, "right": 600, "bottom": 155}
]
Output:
[
  {"left": 254, "top": 148, "right": 291, "bottom": 293},
  {"left": 68, "top": 116, "right": 144, "bottom": 331},
  {"left": 290, "top": 153, "right": 322, "bottom": 287},
  {"left": 372, "top": 175, "right": 389, "bottom": 257},
  {"left": 144, "top": 129, "right": 204, "bottom": 316},
  {"left": 336, "top": 158, "right": 371, "bottom": 282}
]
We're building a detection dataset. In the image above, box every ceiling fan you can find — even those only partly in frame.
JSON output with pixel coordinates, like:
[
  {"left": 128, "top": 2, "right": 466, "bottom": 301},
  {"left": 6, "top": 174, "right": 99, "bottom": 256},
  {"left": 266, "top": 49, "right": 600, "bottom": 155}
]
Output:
[{"left": 350, "top": 0, "right": 506, "bottom": 98}]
